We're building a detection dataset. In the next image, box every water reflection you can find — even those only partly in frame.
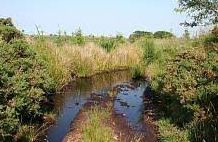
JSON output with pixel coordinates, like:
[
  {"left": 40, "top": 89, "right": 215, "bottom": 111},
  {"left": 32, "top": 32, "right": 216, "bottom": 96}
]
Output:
[{"left": 46, "top": 70, "right": 133, "bottom": 142}]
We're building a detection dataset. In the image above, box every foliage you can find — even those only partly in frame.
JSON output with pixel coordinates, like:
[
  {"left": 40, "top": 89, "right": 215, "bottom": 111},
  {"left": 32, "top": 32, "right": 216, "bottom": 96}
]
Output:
[
  {"left": 82, "top": 106, "right": 114, "bottom": 142},
  {"left": 115, "top": 34, "right": 126, "bottom": 44},
  {"left": 33, "top": 39, "right": 71, "bottom": 88},
  {"left": 154, "top": 31, "right": 174, "bottom": 39},
  {"left": 72, "top": 28, "right": 85, "bottom": 46},
  {"left": 151, "top": 40, "right": 218, "bottom": 141},
  {"left": 131, "top": 64, "right": 144, "bottom": 79},
  {"left": 0, "top": 18, "right": 22, "bottom": 43},
  {"left": 157, "top": 119, "right": 189, "bottom": 142},
  {"left": 0, "top": 37, "right": 54, "bottom": 141},
  {"left": 129, "top": 31, "right": 153, "bottom": 42},
  {"left": 98, "top": 37, "right": 116, "bottom": 52},
  {"left": 177, "top": 0, "right": 218, "bottom": 26},
  {"left": 204, "top": 26, "right": 218, "bottom": 49},
  {"left": 142, "top": 39, "right": 156, "bottom": 65}
]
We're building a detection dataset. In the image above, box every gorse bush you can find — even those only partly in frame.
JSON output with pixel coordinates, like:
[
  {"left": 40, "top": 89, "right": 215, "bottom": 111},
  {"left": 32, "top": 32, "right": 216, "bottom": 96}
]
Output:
[
  {"left": 151, "top": 29, "right": 218, "bottom": 141},
  {"left": 0, "top": 18, "right": 22, "bottom": 43},
  {"left": 0, "top": 18, "right": 55, "bottom": 141}
]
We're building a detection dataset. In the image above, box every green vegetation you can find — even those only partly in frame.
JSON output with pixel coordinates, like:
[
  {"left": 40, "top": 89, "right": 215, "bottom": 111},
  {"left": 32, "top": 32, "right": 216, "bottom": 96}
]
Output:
[
  {"left": 143, "top": 28, "right": 218, "bottom": 142},
  {"left": 0, "top": 19, "right": 55, "bottom": 141},
  {"left": 0, "top": 1, "right": 217, "bottom": 141},
  {"left": 129, "top": 31, "right": 153, "bottom": 42},
  {"left": 157, "top": 119, "right": 189, "bottom": 142},
  {"left": 82, "top": 106, "right": 114, "bottom": 142},
  {"left": 32, "top": 37, "right": 142, "bottom": 80},
  {"left": 0, "top": 18, "right": 22, "bottom": 43},
  {"left": 153, "top": 31, "right": 174, "bottom": 39},
  {"left": 177, "top": 0, "right": 218, "bottom": 26}
]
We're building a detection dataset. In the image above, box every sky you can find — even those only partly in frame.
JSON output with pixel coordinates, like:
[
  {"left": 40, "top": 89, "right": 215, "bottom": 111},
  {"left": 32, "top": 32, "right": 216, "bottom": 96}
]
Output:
[{"left": 0, "top": 0, "right": 190, "bottom": 37}]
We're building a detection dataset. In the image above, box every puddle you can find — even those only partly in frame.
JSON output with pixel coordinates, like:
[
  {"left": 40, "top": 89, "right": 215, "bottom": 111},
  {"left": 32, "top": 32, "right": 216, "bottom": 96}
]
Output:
[
  {"left": 46, "top": 70, "right": 149, "bottom": 142},
  {"left": 46, "top": 70, "right": 135, "bottom": 142},
  {"left": 114, "top": 81, "right": 147, "bottom": 132}
]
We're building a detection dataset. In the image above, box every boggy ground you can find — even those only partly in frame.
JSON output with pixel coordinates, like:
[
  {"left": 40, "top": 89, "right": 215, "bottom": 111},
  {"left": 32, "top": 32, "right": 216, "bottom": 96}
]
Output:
[{"left": 63, "top": 84, "right": 158, "bottom": 142}]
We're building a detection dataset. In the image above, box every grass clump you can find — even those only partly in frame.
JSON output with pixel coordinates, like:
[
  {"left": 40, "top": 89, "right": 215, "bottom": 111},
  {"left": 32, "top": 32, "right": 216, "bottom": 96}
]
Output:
[
  {"left": 32, "top": 40, "right": 142, "bottom": 79},
  {"left": 33, "top": 39, "right": 72, "bottom": 88},
  {"left": 157, "top": 119, "right": 189, "bottom": 142},
  {"left": 82, "top": 106, "right": 114, "bottom": 142}
]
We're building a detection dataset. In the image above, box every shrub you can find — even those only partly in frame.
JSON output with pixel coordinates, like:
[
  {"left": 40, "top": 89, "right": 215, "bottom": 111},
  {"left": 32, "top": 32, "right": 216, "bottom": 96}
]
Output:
[
  {"left": 204, "top": 26, "right": 218, "bottom": 50},
  {"left": 154, "top": 31, "right": 174, "bottom": 39},
  {"left": 0, "top": 18, "right": 22, "bottom": 43},
  {"left": 0, "top": 32, "right": 54, "bottom": 141},
  {"left": 72, "top": 28, "right": 85, "bottom": 46},
  {"left": 99, "top": 37, "right": 116, "bottom": 52},
  {"left": 142, "top": 39, "right": 156, "bottom": 65},
  {"left": 129, "top": 31, "right": 153, "bottom": 42},
  {"left": 0, "top": 40, "right": 55, "bottom": 140},
  {"left": 152, "top": 46, "right": 218, "bottom": 141}
]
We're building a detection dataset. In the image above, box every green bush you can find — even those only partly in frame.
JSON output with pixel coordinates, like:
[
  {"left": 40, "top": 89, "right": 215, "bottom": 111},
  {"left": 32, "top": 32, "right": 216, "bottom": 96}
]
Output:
[
  {"left": 152, "top": 46, "right": 218, "bottom": 141},
  {"left": 99, "top": 37, "right": 116, "bottom": 52},
  {"left": 0, "top": 40, "right": 55, "bottom": 141},
  {"left": 0, "top": 18, "right": 55, "bottom": 141},
  {"left": 154, "top": 31, "right": 174, "bottom": 39},
  {"left": 71, "top": 28, "right": 85, "bottom": 46},
  {"left": 204, "top": 26, "right": 218, "bottom": 50},
  {"left": 0, "top": 18, "right": 22, "bottom": 43},
  {"left": 142, "top": 39, "right": 156, "bottom": 65},
  {"left": 129, "top": 31, "right": 153, "bottom": 42}
]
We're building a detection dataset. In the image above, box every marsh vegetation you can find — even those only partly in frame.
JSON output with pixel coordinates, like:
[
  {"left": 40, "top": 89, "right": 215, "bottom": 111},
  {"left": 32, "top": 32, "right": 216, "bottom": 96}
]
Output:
[{"left": 0, "top": 0, "right": 217, "bottom": 141}]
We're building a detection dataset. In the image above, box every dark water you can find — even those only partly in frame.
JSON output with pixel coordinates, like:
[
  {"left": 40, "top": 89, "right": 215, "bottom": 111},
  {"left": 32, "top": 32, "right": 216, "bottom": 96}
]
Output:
[
  {"left": 46, "top": 70, "right": 147, "bottom": 142},
  {"left": 114, "top": 82, "right": 147, "bottom": 131}
]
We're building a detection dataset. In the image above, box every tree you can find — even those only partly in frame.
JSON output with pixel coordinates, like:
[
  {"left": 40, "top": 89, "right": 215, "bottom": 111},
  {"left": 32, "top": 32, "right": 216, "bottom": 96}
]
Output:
[
  {"left": 153, "top": 31, "right": 174, "bottom": 39},
  {"left": 177, "top": 0, "right": 218, "bottom": 27},
  {"left": 129, "top": 31, "right": 153, "bottom": 42}
]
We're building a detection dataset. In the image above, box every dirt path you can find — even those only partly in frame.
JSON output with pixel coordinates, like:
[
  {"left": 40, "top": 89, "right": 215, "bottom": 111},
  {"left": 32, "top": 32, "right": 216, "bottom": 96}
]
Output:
[{"left": 63, "top": 89, "right": 158, "bottom": 142}]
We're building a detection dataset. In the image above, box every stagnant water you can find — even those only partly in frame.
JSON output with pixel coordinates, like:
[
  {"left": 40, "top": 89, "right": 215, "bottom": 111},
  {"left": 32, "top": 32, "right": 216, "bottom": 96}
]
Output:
[{"left": 46, "top": 70, "right": 148, "bottom": 142}]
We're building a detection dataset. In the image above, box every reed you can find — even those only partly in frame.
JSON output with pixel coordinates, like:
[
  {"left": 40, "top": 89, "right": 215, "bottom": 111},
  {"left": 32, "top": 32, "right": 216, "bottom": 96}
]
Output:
[{"left": 32, "top": 39, "right": 142, "bottom": 89}]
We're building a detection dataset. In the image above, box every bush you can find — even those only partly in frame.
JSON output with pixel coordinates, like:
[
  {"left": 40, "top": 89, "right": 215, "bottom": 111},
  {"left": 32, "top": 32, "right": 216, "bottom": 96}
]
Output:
[
  {"left": 0, "top": 18, "right": 22, "bottom": 43},
  {"left": 71, "top": 28, "right": 85, "bottom": 46},
  {"left": 0, "top": 18, "right": 55, "bottom": 141},
  {"left": 204, "top": 26, "right": 218, "bottom": 50},
  {"left": 129, "top": 31, "right": 153, "bottom": 42},
  {"left": 142, "top": 39, "right": 156, "bottom": 65},
  {"left": 152, "top": 46, "right": 218, "bottom": 141},
  {"left": 0, "top": 40, "right": 55, "bottom": 141},
  {"left": 154, "top": 31, "right": 174, "bottom": 39},
  {"left": 99, "top": 37, "right": 116, "bottom": 52}
]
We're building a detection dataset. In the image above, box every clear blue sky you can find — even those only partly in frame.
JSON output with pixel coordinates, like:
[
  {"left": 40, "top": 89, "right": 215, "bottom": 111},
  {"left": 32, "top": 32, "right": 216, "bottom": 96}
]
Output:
[{"left": 0, "top": 0, "right": 188, "bottom": 37}]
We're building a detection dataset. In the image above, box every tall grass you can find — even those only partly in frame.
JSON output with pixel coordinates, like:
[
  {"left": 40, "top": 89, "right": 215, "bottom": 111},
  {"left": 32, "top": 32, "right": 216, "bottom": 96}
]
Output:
[
  {"left": 82, "top": 106, "right": 114, "bottom": 142},
  {"left": 135, "top": 38, "right": 190, "bottom": 79},
  {"left": 32, "top": 38, "right": 142, "bottom": 89},
  {"left": 33, "top": 39, "right": 72, "bottom": 89}
]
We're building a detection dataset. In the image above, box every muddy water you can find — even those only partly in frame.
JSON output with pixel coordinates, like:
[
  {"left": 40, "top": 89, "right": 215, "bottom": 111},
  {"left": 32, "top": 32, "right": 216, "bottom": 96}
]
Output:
[
  {"left": 114, "top": 81, "right": 147, "bottom": 132},
  {"left": 46, "top": 70, "right": 148, "bottom": 142}
]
